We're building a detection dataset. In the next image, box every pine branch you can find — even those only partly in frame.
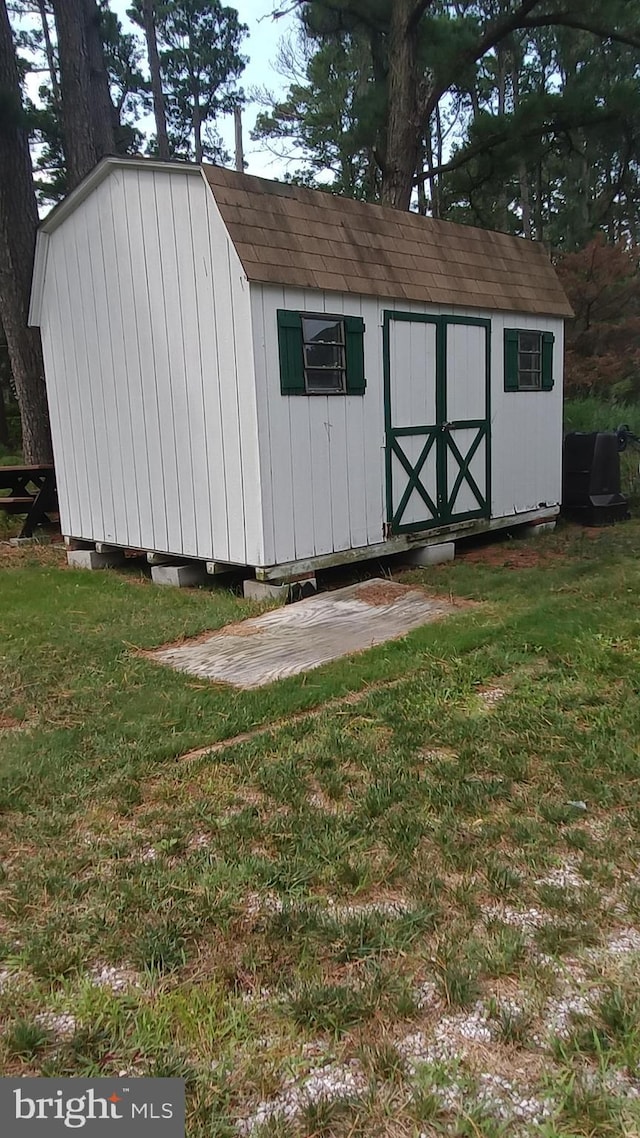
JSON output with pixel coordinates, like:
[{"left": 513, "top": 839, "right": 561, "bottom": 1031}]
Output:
[
  {"left": 520, "top": 14, "right": 640, "bottom": 50},
  {"left": 414, "top": 103, "right": 622, "bottom": 182},
  {"left": 423, "top": 0, "right": 546, "bottom": 118}
]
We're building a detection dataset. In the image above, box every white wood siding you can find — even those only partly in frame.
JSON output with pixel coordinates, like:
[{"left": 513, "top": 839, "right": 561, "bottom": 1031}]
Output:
[
  {"left": 37, "top": 166, "right": 262, "bottom": 564},
  {"left": 488, "top": 311, "right": 564, "bottom": 518},
  {"left": 251, "top": 286, "right": 386, "bottom": 566},
  {"left": 252, "top": 287, "right": 563, "bottom": 565}
]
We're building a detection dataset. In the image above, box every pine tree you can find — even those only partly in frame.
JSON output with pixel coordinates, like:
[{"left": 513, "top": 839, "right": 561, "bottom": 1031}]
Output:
[
  {"left": 156, "top": 0, "right": 246, "bottom": 163},
  {"left": 0, "top": 0, "right": 52, "bottom": 462},
  {"left": 51, "top": 0, "right": 116, "bottom": 188}
]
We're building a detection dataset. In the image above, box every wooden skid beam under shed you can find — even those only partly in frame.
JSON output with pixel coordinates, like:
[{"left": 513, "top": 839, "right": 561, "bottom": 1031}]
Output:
[{"left": 254, "top": 506, "right": 559, "bottom": 583}]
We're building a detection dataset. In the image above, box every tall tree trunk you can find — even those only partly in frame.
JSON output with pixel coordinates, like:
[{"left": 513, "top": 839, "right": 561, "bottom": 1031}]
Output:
[
  {"left": 495, "top": 43, "right": 509, "bottom": 230},
  {"left": 141, "top": 0, "right": 169, "bottom": 159},
  {"left": 380, "top": 0, "right": 422, "bottom": 210},
  {"left": 435, "top": 102, "right": 444, "bottom": 215},
  {"left": 193, "top": 93, "right": 202, "bottom": 163},
  {"left": 417, "top": 138, "right": 428, "bottom": 215},
  {"left": 423, "top": 124, "right": 438, "bottom": 217},
  {"left": 52, "top": 0, "right": 115, "bottom": 189},
  {"left": 234, "top": 105, "right": 244, "bottom": 172},
  {"left": 0, "top": 0, "right": 52, "bottom": 463},
  {"left": 0, "top": 360, "right": 9, "bottom": 447},
  {"left": 519, "top": 160, "right": 532, "bottom": 239},
  {"left": 83, "top": 0, "right": 118, "bottom": 154},
  {"left": 511, "top": 56, "right": 531, "bottom": 239},
  {"left": 534, "top": 161, "right": 544, "bottom": 241},
  {"left": 36, "top": 0, "right": 60, "bottom": 102},
  {"left": 625, "top": 188, "right": 638, "bottom": 246}
]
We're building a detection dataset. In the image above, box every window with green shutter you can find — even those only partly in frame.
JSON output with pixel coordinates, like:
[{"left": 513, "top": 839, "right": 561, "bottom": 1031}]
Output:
[
  {"left": 277, "top": 310, "right": 366, "bottom": 395},
  {"left": 504, "top": 328, "right": 555, "bottom": 392}
]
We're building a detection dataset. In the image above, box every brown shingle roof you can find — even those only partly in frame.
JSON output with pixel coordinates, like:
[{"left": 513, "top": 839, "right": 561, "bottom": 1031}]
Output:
[{"left": 204, "top": 165, "right": 572, "bottom": 318}]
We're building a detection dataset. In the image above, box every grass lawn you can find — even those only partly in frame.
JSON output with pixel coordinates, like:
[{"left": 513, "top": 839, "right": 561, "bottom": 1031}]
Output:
[{"left": 1, "top": 522, "right": 640, "bottom": 1136}]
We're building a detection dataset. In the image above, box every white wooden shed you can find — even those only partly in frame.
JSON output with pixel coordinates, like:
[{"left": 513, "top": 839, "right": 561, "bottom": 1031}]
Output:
[{"left": 29, "top": 156, "right": 572, "bottom": 587}]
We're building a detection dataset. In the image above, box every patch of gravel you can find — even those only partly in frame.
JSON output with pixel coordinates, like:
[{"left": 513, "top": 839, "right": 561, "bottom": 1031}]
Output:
[
  {"left": 187, "top": 833, "right": 210, "bottom": 850},
  {"left": 90, "top": 965, "right": 141, "bottom": 993},
  {"left": 414, "top": 980, "right": 439, "bottom": 1012},
  {"left": 34, "top": 1012, "right": 77, "bottom": 1040},
  {"left": 476, "top": 686, "right": 507, "bottom": 709},
  {"left": 492, "top": 994, "right": 529, "bottom": 1021},
  {"left": 301, "top": 1041, "right": 330, "bottom": 1061},
  {"left": 399, "top": 1002, "right": 494, "bottom": 1068},
  {"left": 536, "top": 992, "right": 595, "bottom": 1043},
  {"left": 0, "top": 969, "right": 25, "bottom": 993},
  {"left": 582, "top": 1067, "right": 640, "bottom": 1100},
  {"left": 239, "top": 986, "right": 273, "bottom": 1005},
  {"left": 236, "top": 1060, "right": 365, "bottom": 1135},
  {"left": 414, "top": 1071, "right": 551, "bottom": 1127},
  {"left": 245, "top": 892, "right": 413, "bottom": 922},
  {"left": 605, "top": 927, "right": 640, "bottom": 955},
  {"left": 476, "top": 1073, "right": 552, "bottom": 1124},
  {"left": 485, "top": 904, "right": 550, "bottom": 935},
  {"left": 326, "top": 897, "right": 412, "bottom": 919},
  {"left": 117, "top": 1065, "right": 145, "bottom": 1078},
  {"left": 535, "top": 860, "right": 586, "bottom": 890},
  {"left": 245, "top": 891, "right": 272, "bottom": 918},
  {"left": 308, "top": 790, "right": 342, "bottom": 814},
  {"left": 419, "top": 747, "right": 458, "bottom": 763},
  {"left": 533, "top": 952, "right": 587, "bottom": 983}
]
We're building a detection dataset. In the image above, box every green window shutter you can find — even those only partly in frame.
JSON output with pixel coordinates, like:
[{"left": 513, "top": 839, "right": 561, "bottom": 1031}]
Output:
[
  {"left": 277, "top": 310, "right": 304, "bottom": 395},
  {"left": 344, "top": 315, "right": 366, "bottom": 394},
  {"left": 504, "top": 328, "right": 519, "bottom": 391},
  {"left": 541, "top": 331, "right": 555, "bottom": 390}
]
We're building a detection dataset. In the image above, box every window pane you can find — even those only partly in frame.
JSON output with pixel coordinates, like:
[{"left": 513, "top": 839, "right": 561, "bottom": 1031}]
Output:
[
  {"left": 304, "top": 342, "right": 344, "bottom": 369},
  {"left": 518, "top": 331, "right": 541, "bottom": 354},
  {"left": 305, "top": 368, "right": 345, "bottom": 393},
  {"left": 518, "top": 370, "right": 541, "bottom": 390},
  {"left": 302, "top": 316, "right": 344, "bottom": 344}
]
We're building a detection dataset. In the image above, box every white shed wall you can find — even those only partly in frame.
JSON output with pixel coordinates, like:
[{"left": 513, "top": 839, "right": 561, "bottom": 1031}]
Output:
[
  {"left": 488, "top": 311, "right": 564, "bottom": 518},
  {"left": 251, "top": 286, "right": 386, "bottom": 567},
  {"left": 37, "top": 166, "right": 262, "bottom": 564},
  {"left": 251, "top": 285, "right": 564, "bottom": 567}
]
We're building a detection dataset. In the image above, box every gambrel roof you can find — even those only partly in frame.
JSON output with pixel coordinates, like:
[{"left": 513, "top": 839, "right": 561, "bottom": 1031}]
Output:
[
  {"left": 204, "top": 165, "right": 572, "bottom": 318},
  {"left": 31, "top": 157, "right": 572, "bottom": 323}
]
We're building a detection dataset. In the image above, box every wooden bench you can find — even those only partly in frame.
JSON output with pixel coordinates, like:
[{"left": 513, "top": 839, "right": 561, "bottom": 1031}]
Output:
[{"left": 0, "top": 465, "right": 58, "bottom": 537}]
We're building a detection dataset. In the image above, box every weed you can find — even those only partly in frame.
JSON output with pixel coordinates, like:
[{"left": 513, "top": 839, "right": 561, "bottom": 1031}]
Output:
[
  {"left": 488, "top": 998, "right": 533, "bottom": 1045},
  {"left": 358, "top": 1039, "right": 406, "bottom": 1084},
  {"left": 287, "top": 983, "right": 374, "bottom": 1034},
  {"left": 486, "top": 861, "right": 523, "bottom": 897},
  {"left": 299, "top": 1097, "right": 354, "bottom": 1135},
  {"left": 5, "top": 1019, "right": 50, "bottom": 1059},
  {"left": 535, "top": 920, "right": 600, "bottom": 956},
  {"left": 481, "top": 925, "right": 528, "bottom": 978},
  {"left": 135, "top": 923, "right": 187, "bottom": 974},
  {"left": 432, "top": 941, "right": 481, "bottom": 1008}
]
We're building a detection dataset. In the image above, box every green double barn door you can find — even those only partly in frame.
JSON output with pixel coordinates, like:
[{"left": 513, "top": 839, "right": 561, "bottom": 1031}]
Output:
[{"left": 384, "top": 312, "right": 491, "bottom": 535}]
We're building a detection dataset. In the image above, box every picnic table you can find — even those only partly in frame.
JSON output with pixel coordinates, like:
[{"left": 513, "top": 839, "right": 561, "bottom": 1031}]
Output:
[{"left": 0, "top": 464, "right": 58, "bottom": 537}]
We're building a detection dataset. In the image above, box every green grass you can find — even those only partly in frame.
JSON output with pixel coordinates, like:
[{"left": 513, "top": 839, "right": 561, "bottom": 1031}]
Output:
[
  {"left": 564, "top": 396, "right": 640, "bottom": 436},
  {"left": 2, "top": 522, "right": 640, "bottom": 1134}
]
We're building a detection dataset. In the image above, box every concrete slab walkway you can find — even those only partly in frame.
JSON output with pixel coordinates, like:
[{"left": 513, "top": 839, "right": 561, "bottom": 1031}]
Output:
[{"left": 148, "top": 579, "right": 460, "bottom": 689}]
